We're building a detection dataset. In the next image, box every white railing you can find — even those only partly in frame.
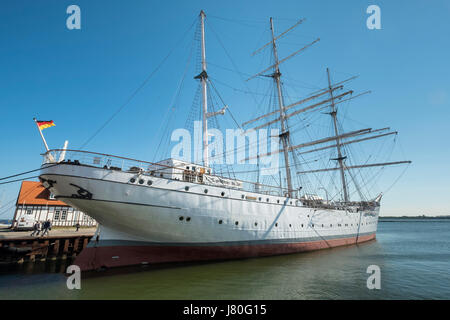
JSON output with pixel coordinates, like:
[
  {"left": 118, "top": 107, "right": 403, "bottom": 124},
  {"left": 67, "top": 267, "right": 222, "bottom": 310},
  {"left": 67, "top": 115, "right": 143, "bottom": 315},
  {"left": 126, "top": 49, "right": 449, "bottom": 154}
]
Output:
[{"left": 43, "top": 149, "right": 292, "bottom": 197}]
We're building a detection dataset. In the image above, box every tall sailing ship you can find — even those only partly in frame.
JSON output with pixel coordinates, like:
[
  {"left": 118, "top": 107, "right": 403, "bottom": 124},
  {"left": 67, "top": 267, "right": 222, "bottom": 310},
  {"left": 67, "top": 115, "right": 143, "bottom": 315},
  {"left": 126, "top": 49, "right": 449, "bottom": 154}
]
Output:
[{"left": 39, "top": 11, "right": 410, "bottom": 271}]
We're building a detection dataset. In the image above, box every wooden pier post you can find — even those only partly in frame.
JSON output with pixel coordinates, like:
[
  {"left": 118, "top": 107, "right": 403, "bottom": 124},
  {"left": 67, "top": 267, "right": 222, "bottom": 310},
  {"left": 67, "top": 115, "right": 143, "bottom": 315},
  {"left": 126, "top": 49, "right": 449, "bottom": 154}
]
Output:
[{"left": 0, "top": 228, "right": 94, "bottom": 265}]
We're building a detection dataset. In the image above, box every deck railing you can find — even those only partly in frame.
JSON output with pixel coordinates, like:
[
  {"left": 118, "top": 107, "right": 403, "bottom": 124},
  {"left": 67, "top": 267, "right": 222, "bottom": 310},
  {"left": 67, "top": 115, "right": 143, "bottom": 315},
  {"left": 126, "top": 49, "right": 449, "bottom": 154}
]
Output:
[{"left": 42, "top": 149, "right": 296, "bottom": 198}]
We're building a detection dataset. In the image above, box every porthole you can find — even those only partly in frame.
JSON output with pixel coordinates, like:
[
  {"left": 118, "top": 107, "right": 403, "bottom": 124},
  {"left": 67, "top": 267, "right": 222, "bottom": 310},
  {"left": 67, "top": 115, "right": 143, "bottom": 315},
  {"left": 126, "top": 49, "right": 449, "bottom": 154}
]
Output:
[
  {"left": 289, "top": 224, "right": 292, "bottom": 227},
  {"left": 186, "top": 217, "right": 191, "bottom": 222},
  {"left": 277, "top": 200, "right": 280, "bottom": 203},
  {"left": 179, "top": 216, "right": 184, "bottom": 221},
  {"left": 139, "top": 179, "right": 144, "bottom": 184},
  {"left": 218, "top": 220, "right": 223, "bottom": 224},
  {"left": 129, "top": 178, "right": 136, "bottom": 183},
  {"left": 235, "top": 221, "right": 239, "bottom": 226},
  {"left": 255, "top": 222, "right": 258, "bottom": 226},
  {"left": 301, "top": 224, "right": 304, "bottom": 227},
  {"left": 241, "top": 194, "right": 245, "bottom": 199},
  {"left": 258, "top": 197, "right": 262, "bottom": 201},
  {"left": 204, "top": 189, "right": 208, "bottom": 194},
  {"left": 185, "top": 186, "right": 189, "bottom": 191},
  {"left": 221, "top": 192, "right": 225, "bottom": 197},
  {"left": 330, "top": 224, "right": 333, "bottom": 227},
  {"left": 312, "top": 224, "right": 314, "bottom": 227},
  {"left": 275, "top": 223, "right": 278, "bottom": 227},
  {"left": 266, "top": 198, "right": 269, "bottom": 202},
  {"left": 322, "top": 224, "right": 324, "bottom": 227},
  {"left": 147, "top": 180, "right": 153, "bottom": 186}
]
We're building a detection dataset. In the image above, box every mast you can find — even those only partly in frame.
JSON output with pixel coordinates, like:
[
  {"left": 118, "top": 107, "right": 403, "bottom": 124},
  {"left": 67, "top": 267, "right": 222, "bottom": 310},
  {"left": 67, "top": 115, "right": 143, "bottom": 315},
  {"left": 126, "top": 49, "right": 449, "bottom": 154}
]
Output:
[
  {"left": 327, "top": 68, "right": 349, "bottom": 202},
  {"left": 255, "top": 154, "right": 260, "bottom": 192},
  {"left": 270, "top": 17, "right": 293, "bottom": 197},
  {"left": 200, "top": 10, "right": 209, "bottom": 167}
]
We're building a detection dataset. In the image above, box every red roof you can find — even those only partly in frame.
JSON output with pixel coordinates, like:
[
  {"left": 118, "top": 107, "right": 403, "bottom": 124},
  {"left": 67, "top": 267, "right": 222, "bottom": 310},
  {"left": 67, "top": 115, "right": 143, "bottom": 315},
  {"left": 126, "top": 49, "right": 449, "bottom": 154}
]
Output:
[{"left": 16, "top": 181, "right": 68, "bottom": 206}]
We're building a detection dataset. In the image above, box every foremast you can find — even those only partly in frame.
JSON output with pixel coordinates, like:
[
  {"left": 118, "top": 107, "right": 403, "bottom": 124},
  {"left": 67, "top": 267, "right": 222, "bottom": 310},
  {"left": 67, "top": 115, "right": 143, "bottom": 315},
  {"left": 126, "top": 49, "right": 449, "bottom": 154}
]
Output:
[{"left": 195, "top": 10, "right": 226, "bottom": 168}]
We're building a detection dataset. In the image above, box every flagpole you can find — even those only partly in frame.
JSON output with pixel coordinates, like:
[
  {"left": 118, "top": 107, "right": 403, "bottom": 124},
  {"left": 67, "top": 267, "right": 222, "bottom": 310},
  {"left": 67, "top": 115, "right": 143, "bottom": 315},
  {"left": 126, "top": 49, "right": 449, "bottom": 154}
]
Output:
[{"left": 33, "top": 118, "right": 50, "bottom": 152}]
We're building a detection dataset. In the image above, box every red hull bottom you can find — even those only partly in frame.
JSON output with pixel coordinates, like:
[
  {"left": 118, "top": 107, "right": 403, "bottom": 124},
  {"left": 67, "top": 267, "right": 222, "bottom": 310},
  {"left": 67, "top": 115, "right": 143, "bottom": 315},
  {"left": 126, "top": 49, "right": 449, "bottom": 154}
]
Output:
[{"left": 74, "top": 234, "right": 376, "bottom": 271}]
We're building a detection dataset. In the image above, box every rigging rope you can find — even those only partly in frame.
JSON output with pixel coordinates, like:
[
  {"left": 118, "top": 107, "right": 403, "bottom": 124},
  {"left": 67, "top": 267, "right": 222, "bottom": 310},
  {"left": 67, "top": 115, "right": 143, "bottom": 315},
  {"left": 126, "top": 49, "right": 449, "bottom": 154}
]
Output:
[
  {"left": 79, "top": 18, "right": 197, "bottom": 150},
  {"left": 0, "top": 163, "right": 59, "bottom": 181},
  {"left": 0, "top": 181, "right": 43, "bottom": 217},
  {"left": 0, "top": 176, "right": 40, "bottom": 186}
]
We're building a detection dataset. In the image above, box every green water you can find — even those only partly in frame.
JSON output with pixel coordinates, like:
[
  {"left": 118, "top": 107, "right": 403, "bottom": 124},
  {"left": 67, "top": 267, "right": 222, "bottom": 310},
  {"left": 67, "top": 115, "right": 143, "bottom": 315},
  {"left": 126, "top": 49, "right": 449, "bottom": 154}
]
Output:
[{"left": 1, "top": 219, "right": 449, "bottom": 299}]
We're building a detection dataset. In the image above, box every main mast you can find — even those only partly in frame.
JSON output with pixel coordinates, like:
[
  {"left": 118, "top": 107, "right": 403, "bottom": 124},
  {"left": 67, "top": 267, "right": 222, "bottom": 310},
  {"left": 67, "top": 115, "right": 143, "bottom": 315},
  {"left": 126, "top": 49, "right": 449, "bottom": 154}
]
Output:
[
  {"left": 242, "top": 19, "right": 410, "bottom": 202},
  {"left": 200, "top": 10, "right": 209, "bottom": 167},
  {"left": 270, "top": 17, "right": 293, "bottom": 197},
  {"left": 327, "top": 68, "right": 349, "bottom": 202}
]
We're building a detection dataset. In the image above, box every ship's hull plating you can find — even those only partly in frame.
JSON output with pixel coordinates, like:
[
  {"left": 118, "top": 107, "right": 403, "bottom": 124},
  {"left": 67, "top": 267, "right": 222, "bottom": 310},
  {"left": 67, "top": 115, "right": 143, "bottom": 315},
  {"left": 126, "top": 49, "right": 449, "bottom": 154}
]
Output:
[
  {"left": 75, "top": 233, "right": 376, "bottom": 270},
  {"left": 40, "top": 163, "right": 379, "bottom": 271}
]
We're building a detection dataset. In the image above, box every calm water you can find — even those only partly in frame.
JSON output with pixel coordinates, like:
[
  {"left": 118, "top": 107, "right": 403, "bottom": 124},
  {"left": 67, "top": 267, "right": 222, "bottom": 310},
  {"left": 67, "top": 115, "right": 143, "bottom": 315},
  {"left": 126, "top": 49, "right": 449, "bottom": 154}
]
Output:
[{"left": 0, "top": 219, "right": 449, "bottom": 299}]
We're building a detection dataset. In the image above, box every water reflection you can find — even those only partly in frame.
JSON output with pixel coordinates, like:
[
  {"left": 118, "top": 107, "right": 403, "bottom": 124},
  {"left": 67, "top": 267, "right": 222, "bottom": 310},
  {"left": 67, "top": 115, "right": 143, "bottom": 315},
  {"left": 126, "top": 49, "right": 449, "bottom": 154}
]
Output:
[{"left": 1, "top": 220, "right": 449, "bottom": 299}]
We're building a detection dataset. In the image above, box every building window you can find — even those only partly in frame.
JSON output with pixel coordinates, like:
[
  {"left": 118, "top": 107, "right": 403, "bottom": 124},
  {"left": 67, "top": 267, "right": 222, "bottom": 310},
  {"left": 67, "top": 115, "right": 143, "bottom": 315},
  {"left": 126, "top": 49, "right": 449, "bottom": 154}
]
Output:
[
  {"left": 54, "top": 210, "right": 60, "bottom": 221},
  {"left": 26, "top": 209, "right": 32, "bottom": 215},
  {"left": 61, "top": 210, "right": 67, "bottom": 221}
]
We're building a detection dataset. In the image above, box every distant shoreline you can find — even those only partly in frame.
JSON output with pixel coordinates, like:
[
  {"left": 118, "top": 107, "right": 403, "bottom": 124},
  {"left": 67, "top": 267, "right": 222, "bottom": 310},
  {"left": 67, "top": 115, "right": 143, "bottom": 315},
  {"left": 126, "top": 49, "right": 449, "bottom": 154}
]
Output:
[{"left": 380, "top": 216, "right": 450, "bottom": 219}]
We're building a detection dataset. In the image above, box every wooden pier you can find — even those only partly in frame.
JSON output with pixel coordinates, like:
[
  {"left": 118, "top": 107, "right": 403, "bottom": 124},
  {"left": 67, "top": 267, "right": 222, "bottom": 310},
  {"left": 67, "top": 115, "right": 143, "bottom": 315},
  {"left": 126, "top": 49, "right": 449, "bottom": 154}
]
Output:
[{"left": 0, "top": 226, "right": 95, "bottom": 265}]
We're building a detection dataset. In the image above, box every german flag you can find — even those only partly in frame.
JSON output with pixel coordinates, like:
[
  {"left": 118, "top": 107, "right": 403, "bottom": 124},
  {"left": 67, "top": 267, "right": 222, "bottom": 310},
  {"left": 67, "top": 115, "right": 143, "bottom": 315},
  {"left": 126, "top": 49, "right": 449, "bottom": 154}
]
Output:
[{"left": 36, "top": 120, "right": 55, "bottom": 130}]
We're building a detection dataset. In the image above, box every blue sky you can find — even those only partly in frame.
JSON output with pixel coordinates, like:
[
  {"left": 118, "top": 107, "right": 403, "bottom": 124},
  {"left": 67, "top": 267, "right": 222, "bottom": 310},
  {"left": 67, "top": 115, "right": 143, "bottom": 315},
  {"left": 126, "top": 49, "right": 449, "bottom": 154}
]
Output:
[{"left": 0, "top": 0, "right": 449, "bottom": 218}]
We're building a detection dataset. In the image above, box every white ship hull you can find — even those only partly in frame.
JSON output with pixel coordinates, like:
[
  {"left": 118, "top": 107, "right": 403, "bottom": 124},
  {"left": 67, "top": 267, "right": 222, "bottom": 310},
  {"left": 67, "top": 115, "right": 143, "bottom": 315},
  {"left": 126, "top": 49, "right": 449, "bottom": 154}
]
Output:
[{"left": 40, "top": 162, "right": 379, "bottom": 270}]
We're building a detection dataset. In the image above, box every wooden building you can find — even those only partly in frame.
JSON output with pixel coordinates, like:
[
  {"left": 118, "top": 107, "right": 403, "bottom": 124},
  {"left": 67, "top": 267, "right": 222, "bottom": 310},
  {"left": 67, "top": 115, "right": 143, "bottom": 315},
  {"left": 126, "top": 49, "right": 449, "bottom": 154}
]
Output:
[{"left": 12, "top": 181, "right": 96, "bottom": 229}]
